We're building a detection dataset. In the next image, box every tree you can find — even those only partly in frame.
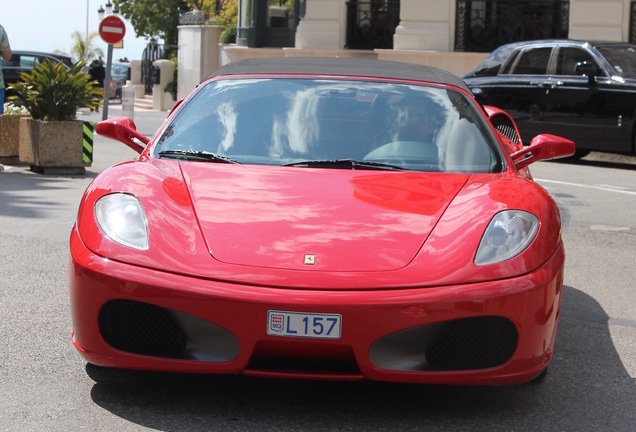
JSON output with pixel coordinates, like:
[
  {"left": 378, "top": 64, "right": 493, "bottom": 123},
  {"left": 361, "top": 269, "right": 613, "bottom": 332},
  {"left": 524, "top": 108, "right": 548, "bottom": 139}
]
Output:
[
  {"left": 209, "top": 0, "right": 238, "bottom": 43},
  {"left": 209, "top": 0, "right": 237, "bottom": 26},
  {"left": 69, "top": 31, "right": 104, "bottom": 63},
  {"left": 113, "top": 0, "right": 190, "bottom": 48}
]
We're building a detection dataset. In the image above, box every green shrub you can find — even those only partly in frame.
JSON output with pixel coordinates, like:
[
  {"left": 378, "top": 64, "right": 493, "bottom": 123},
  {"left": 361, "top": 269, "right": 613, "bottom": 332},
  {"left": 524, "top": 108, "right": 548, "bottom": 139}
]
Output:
[
  {"left": 8, "top": 60, "right": 103, "bottom": 121},
  {"left": 220, "top": 24, "right": 237, "bottom": 44}
]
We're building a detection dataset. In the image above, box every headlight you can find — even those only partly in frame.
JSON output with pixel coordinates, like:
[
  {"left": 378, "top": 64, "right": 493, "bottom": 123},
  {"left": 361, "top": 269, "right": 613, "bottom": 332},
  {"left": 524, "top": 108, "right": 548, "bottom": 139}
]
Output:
[
  {"left": 94, "top": 193, "right": 149, "bottom": 250},
  {"left": 474, "top": 210, "right": 539, "bottom": 265}
]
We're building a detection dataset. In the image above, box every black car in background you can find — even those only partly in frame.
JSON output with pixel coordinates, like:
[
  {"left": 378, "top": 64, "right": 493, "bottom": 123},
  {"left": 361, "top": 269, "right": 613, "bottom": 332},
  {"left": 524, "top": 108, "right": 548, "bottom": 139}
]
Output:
[
  {"left": 109, "top": 62, "right": 131, "bottom": 100},
  {"left": 463, "top": 40, "right": 636, "bottom": 156},
  {"left": 1, "top": 51, "right": 73, "bottom": 94}
]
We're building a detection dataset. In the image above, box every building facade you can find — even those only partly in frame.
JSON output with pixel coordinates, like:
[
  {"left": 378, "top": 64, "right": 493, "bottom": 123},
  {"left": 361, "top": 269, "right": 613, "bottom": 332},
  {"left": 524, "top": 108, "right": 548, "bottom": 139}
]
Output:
[
  {"left": 293, "top": 0, "right": 636, "bottom": 52},
  {"left": 178, "top": 0, "right": 636, "bottom": 99}
]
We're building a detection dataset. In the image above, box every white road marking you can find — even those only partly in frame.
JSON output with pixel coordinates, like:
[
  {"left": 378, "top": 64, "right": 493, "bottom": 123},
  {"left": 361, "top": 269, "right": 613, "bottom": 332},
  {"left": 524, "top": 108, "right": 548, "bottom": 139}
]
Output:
[
  {"left": 590, "top": 225, "right": 631, "bottom": 232},
  {"left": 536, "top": 179, "right": 636, "bottom": 196}
]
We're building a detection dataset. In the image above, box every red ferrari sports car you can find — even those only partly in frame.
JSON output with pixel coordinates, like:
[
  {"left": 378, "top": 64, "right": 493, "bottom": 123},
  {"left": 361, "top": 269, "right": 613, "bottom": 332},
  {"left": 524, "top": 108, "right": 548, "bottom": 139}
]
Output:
[{"left": 70, "top": 57, "right": 574, "bottom": 385}]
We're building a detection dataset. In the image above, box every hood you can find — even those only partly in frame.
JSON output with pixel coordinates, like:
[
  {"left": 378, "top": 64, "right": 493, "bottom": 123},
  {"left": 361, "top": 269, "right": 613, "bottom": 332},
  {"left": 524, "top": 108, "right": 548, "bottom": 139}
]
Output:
[{"left": 181, "top": 164, "right": 469, "bottom": 272}]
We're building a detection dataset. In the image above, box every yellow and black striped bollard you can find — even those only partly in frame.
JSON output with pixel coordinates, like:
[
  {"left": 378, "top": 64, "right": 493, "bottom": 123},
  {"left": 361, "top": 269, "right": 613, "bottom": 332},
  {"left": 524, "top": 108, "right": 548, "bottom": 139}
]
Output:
[{"left": 83, "top": 122, "right": 94, "bottom": 166}]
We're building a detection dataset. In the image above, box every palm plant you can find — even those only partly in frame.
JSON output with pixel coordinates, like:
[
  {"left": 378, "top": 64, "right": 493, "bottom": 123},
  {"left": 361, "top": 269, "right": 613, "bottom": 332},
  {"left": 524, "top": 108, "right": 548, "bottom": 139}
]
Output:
[
  {"left": 8, "top": 60, "right": 103, "bottom": 121},
  {"left": 70, "top": 30, "right": 104, "bottom": 63}
]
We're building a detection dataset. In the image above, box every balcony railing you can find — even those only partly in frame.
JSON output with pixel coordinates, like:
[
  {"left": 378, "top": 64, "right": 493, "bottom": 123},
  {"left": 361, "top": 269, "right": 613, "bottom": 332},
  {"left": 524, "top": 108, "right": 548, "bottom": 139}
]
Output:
[
  {"left": 346, "top": 1, "right": 400, "bottom": 50},
  {"left": 455, "top": 0, "right": 570, "bottom": 52},
  {"left": 630, "top": 1, "right": 636, "bottom": 44}
]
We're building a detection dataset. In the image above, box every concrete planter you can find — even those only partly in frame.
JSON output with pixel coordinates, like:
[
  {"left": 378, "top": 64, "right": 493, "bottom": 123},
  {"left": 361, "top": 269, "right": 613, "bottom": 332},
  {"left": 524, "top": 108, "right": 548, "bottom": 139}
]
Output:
[
  {"left": 0, "top": 115, "right": 29, "bottom": 162},
  {"left": 19, "top": 118, "right": 86, "bottom": 174}
]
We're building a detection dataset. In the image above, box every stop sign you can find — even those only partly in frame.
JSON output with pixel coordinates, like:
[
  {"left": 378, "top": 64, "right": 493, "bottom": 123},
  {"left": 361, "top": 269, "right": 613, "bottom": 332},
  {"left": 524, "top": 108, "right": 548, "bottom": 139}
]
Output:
[{"left": 99, "top": 15, "right": 126, "bottom": 45}]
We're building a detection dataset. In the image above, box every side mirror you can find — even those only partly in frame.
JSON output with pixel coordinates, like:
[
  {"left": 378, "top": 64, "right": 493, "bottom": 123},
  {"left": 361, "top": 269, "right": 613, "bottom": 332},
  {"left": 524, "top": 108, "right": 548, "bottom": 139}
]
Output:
[
  {"left": 510, "top": 134, "right": 575, "bottom": 169},
  {"left": 96, "top": 117, "right": 150, "bottom": 154}
]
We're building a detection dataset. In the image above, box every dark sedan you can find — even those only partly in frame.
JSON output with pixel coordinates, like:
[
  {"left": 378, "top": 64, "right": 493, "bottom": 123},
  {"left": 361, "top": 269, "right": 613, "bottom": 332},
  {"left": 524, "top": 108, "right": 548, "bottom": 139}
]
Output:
[
  {"left": 2, "top": 50, "right": 73, "bottom": 94},
  {"left": 463, "top": 39, "right": 636, "bottom": 155},
  {"left": 109, "top": 62, "right": 131, "bottom": 100}
]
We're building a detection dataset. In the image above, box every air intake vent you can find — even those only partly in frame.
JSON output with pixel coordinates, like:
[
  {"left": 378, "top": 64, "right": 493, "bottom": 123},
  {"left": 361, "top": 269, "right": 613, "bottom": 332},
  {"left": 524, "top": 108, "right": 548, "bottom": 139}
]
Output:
[
  {"left": 99, "top": 300, "right": 187, "bottom": 357},
  {"left": 370, "top": 316, "right": 518, "bottom": 371}
]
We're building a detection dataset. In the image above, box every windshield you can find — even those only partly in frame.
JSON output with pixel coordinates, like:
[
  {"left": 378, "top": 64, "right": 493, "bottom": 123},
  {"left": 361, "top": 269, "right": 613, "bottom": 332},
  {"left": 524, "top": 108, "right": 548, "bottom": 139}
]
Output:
[
  {"left": 111, "top": 63, "right": 130, "bottom": 81},
  {"left": 153, "top": 78, "right": 502, "bottom": 173},
  {"left": 597, "top": 44, "right": 636, "bottom": 78}
]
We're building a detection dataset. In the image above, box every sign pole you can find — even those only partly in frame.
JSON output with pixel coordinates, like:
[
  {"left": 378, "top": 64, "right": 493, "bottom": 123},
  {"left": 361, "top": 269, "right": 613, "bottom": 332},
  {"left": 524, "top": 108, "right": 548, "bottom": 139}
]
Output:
[
  {"left": 98, "top": 14, "right": 126, "bottom": 121},
  {"left": 102, "top": 43, "right": 113, "bottom": 121}
]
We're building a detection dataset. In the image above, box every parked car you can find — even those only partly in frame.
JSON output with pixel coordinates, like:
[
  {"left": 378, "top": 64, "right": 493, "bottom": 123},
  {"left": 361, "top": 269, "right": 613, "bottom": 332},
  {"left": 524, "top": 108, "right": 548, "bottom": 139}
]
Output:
[
  {"left": 1, "top": 50, "right": 73, "bottom": 94},
  {"left": 71, "top": 57, "right": 574, "bottom": 386},
  {"left": 109, "top": 61, "right": 130, "bottom": 100},
  {"left": 463, "top": 39, "right": 636, "bottom": 156}
]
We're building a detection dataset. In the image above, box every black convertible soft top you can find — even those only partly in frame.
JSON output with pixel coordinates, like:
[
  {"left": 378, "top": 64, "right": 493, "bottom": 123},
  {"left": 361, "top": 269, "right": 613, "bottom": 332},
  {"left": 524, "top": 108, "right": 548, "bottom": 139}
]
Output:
[{"left": 205, "top": 56, "right": 470, "bottom": 92}]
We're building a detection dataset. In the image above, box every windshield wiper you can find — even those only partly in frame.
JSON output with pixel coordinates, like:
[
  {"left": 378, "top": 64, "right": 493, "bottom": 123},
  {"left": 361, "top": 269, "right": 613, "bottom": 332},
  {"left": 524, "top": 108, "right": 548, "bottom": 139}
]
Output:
[
  {"left": 283, "top": 159, "right": 406, "bottom": 171},
  {"left": 158, "top": 149, "right": 241, "bottom": 164}
]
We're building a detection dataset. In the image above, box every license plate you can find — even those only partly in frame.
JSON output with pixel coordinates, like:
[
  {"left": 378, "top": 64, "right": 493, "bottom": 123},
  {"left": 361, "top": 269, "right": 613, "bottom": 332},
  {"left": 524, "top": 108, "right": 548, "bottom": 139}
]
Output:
[{"left": 267, "top": 310, "right": 342, "bottom": 339}]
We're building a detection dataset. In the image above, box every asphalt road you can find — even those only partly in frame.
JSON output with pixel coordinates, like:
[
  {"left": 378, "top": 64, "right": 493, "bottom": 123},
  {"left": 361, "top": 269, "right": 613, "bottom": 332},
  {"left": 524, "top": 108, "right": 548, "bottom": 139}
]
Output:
[{"left": 1, "top": 107, "right": 634, "bottom": 431}]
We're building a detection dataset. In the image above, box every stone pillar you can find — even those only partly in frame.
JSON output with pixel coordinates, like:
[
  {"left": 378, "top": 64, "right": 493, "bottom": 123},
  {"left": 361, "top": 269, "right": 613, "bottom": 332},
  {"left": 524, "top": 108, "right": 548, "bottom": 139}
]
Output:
[
  {"left": 153, "top": 60, "right": 175, "bottom": 111},
  {"left": 294, "top": 0, "right": 346, "bottom": 49},
  {"left": 569, "top": 0, "right": 626, "bottom": 41},
  {"left": 129, "top": 59, "right": 145, "bottom": 100},
  {"left": 178, "top": 25, "right": 224, "bottom": 100},
  {"left": 130, "top": 59, "right": 142, "bottom": 84},
  {"left": 393, "top": 0, "right": 454, "bottom": 51}
]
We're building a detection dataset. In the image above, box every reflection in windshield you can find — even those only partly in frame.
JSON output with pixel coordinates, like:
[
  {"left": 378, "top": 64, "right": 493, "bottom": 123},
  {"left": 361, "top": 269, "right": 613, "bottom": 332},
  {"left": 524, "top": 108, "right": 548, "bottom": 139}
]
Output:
[
  {"left": 153, "top": 78, "right": 501, "bottom": 173},
  {"left": 217, "top": 102, "right": 238, "bottom": 153},
  {"left": 271, "top": 86, "right": 320, "bottom": 156}
]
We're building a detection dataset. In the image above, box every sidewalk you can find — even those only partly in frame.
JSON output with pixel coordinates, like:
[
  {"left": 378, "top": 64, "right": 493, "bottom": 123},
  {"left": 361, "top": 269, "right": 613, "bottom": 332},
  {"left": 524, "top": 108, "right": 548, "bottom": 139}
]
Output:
[{"left": 1, "top": 106, "right": 169, "bottom": 175}]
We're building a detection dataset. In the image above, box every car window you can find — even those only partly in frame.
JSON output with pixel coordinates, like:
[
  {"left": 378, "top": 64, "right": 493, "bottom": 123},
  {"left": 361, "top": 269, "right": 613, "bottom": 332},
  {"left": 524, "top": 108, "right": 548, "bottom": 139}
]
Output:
[
  {"left": 19, "top": 55, "right": 40, "bottom": 69},
  {"left": 154, "top": 78, "right": 502, "bottom": 173},
  {"left": 467, "top": 43, "right": 523, "bottom": 77},
  {"left": 111, "top": 64, "right": 130, "bottom": 80},
  {"left": 596, "top": 44, "right": 636, "bottom": 78},
  {"left": 556, "top": 47, "right": 600, "bottom": 76},
  {"left": 1, "top": 55, "right": 19, "bottom": 67},
  {"left": 507, "top": 47, "right": 552, "bottom": 75},
  {"left": 500, "top": 50, "right": 521, "bottom": 74}
]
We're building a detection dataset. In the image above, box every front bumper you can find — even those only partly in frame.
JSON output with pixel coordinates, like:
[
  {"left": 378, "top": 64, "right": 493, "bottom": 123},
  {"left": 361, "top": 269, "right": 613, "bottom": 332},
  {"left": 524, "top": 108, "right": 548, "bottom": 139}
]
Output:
[{"left": 70, "top": 229, "right": 564, "bottom": 385}]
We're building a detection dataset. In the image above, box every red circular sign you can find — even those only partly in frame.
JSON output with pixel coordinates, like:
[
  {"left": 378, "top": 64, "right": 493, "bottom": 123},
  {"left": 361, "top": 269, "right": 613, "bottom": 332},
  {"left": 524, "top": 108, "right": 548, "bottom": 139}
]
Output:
[{"left": 99, "top": 15, "right": 126, "bottom": 45}]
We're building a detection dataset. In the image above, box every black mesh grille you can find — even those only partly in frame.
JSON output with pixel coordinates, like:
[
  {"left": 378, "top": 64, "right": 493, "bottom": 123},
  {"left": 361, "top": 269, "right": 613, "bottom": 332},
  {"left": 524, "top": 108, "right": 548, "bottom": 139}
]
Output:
[
  {"left": 99, "top": 300, "right": 187, "bottom": 357},
  {"left": 490, "top": 113, "right": 521, "bottom": 144},
  {"left": 370, "top": 316, "right": 518, "bottom": 372},
  {"left": 426, "top": 316, "right": 517, "bottom": 370},
  {"left": 496, "top": 124, "right": 520, "bottom": 144}
]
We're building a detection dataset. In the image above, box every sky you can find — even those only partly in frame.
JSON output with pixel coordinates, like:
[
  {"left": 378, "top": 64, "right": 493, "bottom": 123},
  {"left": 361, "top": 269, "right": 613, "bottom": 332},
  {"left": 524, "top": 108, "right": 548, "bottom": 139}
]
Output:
[{"left": 1, "top": 0, "right": 156, "bottom": 62}]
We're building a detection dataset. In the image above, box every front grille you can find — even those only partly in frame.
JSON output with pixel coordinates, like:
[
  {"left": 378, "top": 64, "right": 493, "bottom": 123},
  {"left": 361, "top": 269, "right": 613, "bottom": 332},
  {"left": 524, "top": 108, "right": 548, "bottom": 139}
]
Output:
[
  {"left": 99, "top": 300, "right": 187, "bottom": 357},
  {"left": 247, "top": 340, "right": 361, "bottom": 376},
  {"left": 369, "top": 316, "right": 518, "bottom": 371}
]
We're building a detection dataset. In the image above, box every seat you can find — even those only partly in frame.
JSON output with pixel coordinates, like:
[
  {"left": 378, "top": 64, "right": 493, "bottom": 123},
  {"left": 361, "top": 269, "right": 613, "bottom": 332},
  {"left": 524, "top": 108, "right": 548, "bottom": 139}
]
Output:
[{"left": 440, "top": 119, "right": 494, "bottom": 172}]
